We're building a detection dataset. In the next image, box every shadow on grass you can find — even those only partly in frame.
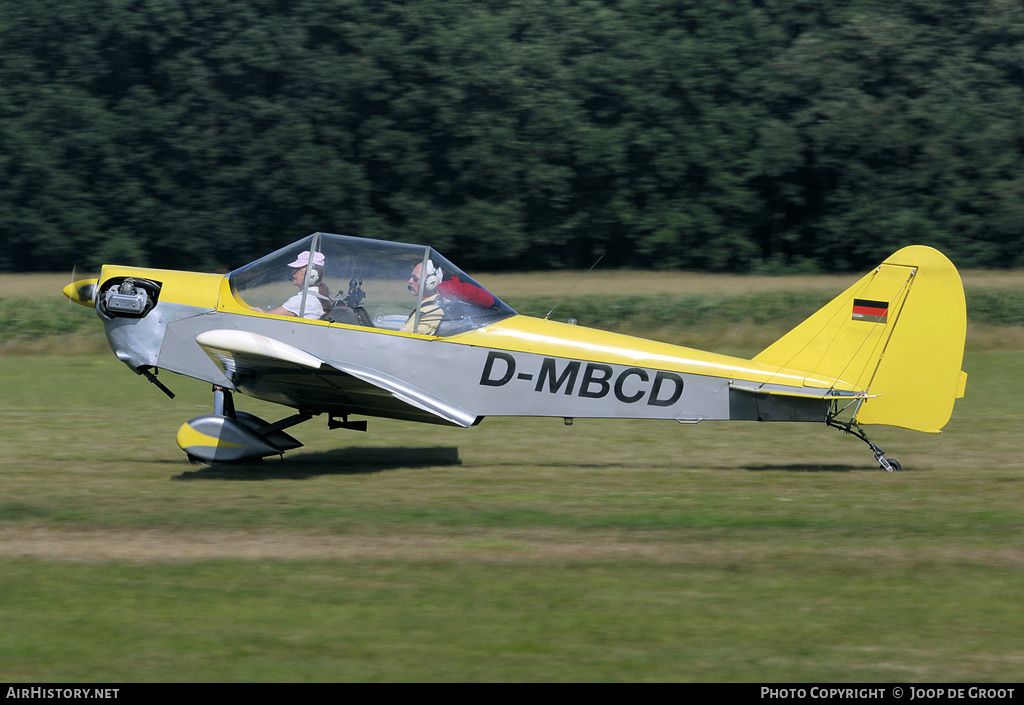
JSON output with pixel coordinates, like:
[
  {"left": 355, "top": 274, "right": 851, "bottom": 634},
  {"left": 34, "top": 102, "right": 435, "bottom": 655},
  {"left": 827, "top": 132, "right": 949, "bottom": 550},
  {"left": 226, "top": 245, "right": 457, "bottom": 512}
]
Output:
[
  {"left": 170, "top": 446, "right": 461, "bottom": 481},
  {"left": 743, "top": 463, "right": 915, "bottom": 472}
]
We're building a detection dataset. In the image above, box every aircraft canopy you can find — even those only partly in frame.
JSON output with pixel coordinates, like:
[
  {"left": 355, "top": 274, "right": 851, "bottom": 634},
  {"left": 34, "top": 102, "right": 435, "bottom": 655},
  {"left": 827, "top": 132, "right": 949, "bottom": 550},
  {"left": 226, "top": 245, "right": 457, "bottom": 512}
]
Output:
[{"left": 228, "top": 233, "right": 514, "bottom": 336}]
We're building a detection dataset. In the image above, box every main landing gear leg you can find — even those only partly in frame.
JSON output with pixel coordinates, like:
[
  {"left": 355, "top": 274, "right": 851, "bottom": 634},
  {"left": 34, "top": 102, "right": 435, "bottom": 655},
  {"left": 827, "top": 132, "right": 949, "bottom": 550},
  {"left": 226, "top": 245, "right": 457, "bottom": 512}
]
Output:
[
  {"left": 826, "top": 417, "right": 902, "bottom": 472},
  {"left": 213, "top": 385, "right": 235, "bottom": 419}
]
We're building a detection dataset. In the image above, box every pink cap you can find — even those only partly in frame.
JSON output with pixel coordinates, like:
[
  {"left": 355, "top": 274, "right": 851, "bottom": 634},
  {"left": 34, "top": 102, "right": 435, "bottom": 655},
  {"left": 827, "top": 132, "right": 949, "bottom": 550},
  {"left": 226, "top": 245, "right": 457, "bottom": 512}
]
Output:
[{"left": 287, "top": 251, "right": 325, "bottom": 268}]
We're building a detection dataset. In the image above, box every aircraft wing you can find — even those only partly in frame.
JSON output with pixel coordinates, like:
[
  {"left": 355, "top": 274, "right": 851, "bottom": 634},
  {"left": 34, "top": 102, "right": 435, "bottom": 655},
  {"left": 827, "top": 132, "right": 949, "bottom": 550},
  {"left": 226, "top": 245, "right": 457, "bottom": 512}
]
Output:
[{"left": 194, "top": 330, "right": 477, "bottom": 427}]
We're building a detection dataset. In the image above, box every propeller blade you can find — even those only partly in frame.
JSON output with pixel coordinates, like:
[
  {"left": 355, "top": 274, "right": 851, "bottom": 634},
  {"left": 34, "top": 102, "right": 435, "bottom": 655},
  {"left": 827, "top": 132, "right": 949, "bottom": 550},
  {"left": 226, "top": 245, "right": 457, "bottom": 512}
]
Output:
[{"left": 63, "top": 266, "right": 98, "bottom": 308}]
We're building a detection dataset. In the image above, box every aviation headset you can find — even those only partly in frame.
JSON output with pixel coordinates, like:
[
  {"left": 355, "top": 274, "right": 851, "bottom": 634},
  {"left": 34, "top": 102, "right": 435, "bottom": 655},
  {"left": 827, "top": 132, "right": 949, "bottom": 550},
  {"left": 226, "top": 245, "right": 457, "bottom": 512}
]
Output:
[
  {"left": 423, "top": 259, "right": 442, "bottom": 292},
  {"left": 291, "top": 264, "right": 322, "bottom": 286}
]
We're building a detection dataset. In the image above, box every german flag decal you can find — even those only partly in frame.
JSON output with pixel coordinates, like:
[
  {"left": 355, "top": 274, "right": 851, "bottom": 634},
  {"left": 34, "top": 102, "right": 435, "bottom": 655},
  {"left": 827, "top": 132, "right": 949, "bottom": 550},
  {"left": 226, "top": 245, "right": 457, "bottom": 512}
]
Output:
[{"left": 852, "top": 299, "right": 888, "bottom": 323}]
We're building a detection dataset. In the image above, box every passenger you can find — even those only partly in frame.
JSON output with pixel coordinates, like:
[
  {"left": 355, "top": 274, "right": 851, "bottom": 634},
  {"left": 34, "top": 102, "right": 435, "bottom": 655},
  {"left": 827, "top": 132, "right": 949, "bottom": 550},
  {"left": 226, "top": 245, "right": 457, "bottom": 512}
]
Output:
[
  {"left": 267, "top": 251, "right": 331, "bottom": 319},
  {"left": 401, "top": 260, "right": 495, "bottom": 335}
]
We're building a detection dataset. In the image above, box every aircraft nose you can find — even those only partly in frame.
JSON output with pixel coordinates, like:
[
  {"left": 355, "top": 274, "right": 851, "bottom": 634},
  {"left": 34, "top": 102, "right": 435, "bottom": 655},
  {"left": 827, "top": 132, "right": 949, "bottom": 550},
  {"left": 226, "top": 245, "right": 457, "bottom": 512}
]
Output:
[{"left": 63, "top": 278, "right": 98, "bottom": 308}]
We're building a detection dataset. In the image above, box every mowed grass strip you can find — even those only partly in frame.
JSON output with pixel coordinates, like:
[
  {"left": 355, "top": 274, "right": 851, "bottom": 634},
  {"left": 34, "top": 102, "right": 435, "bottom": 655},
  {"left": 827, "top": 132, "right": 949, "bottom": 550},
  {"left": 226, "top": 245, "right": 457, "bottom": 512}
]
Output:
[
  {"left": 2, "top": 554, "right": 1022, "bottom": 682},
  {"left": 0, "top": 349, "right": 1022, "bottom": 681}
]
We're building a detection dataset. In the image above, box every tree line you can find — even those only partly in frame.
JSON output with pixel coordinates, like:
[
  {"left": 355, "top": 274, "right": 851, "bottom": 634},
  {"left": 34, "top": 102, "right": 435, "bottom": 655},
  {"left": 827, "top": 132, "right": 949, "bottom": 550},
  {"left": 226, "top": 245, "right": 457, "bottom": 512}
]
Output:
[{"left": 1, "top": 0, "right": 1022, "bottom": 274}]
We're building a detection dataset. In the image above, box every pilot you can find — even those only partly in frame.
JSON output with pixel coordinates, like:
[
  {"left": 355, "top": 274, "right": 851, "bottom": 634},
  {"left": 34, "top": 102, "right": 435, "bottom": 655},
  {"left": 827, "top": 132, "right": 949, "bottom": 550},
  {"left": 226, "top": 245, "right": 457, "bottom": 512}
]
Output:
[
  {"left": 267, "top": 251, "right": 331, "bottom": 319},
  {"left": 401, "top": 260, "right": 495, "bottom": 335}
]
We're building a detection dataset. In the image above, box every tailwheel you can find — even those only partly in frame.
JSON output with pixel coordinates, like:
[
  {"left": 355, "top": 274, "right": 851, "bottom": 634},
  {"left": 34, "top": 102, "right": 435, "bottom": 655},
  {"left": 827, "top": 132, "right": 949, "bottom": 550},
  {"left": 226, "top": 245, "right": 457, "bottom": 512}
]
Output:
[
  {"left": 875, "top": 452, "right": 901, "bottom": 472},
  {"left": 827, "top": 412, "right": 903, "bottom": 472}
]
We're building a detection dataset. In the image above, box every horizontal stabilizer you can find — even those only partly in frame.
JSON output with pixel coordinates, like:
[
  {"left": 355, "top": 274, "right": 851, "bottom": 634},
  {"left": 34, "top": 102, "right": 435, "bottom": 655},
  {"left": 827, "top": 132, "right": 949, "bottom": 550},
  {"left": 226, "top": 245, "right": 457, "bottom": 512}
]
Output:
[{"left": 729, "top": 382, "right": 877, "bottom": 401}]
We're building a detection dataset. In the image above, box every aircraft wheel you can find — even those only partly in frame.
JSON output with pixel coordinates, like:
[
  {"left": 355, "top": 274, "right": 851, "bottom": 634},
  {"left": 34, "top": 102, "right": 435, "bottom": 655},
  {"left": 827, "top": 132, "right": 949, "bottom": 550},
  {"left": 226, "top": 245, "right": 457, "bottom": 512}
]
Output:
[
  {"left": 187, "top": 454, "right": 213, "bottom": 468},
  {"left": 888, "top": 458, "right": 902, "bottom": 472}
]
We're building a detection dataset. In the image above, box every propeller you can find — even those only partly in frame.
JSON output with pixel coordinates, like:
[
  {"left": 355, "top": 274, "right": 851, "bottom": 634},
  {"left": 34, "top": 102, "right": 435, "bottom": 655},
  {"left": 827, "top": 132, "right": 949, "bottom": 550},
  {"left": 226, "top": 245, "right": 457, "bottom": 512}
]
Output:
[{"left": 63, "top": 264, "right": 98, "bottom": 308}]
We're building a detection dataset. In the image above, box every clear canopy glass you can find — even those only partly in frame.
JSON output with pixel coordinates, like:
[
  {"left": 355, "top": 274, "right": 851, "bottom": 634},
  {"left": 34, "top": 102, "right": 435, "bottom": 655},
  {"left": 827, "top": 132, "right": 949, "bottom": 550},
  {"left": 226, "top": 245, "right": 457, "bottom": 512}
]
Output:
[{"left": 228, "top": 233, "right": 514, "bottom": 336}]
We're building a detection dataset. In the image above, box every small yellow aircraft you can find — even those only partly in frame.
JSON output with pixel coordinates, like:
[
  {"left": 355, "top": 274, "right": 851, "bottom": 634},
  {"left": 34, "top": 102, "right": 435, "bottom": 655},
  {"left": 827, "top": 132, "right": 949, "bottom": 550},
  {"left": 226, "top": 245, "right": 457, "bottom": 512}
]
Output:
[{"left": 64, "top": 232, "right": 967, "bottom": 470}]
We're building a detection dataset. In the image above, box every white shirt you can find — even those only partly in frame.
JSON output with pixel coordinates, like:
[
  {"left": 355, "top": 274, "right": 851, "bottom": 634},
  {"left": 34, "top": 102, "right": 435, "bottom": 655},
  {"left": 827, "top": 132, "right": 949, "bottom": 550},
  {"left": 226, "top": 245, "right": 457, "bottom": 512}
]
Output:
[{"left": 282, "top": 291, "right": 326, "bottom": 319}]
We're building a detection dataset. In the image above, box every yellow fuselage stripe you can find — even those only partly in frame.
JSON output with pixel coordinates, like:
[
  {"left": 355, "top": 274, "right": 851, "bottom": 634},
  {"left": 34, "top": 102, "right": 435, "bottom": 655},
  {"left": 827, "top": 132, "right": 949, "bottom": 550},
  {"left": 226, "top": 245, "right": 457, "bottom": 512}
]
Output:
[{"left": 454, "top": 317, "right": 852, "bottom": 390}]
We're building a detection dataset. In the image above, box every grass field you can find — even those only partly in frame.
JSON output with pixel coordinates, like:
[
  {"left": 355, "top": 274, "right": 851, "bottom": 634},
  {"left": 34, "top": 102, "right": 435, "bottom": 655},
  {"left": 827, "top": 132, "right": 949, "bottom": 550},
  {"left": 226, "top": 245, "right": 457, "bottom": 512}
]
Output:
[{"left": 0, "top": 272, "right": 1022, "bottom": 681}]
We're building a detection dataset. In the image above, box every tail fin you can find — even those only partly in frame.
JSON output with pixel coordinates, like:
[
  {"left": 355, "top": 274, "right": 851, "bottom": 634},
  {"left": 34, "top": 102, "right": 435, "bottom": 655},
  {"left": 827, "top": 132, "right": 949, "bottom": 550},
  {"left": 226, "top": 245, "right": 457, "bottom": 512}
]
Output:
[{"left": 753, "top": 246, "right": 967, "bottom": 433}]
